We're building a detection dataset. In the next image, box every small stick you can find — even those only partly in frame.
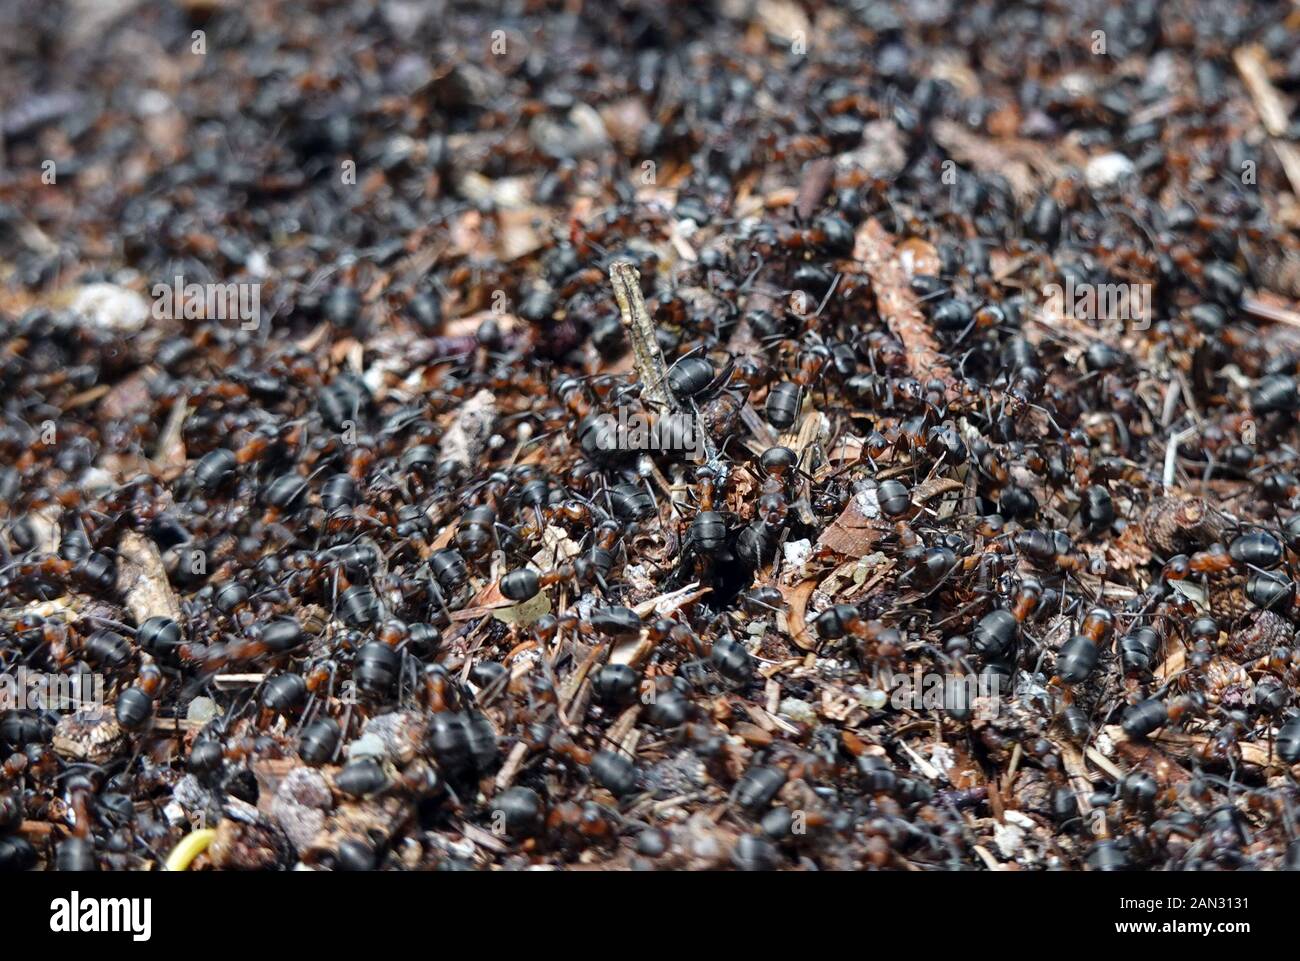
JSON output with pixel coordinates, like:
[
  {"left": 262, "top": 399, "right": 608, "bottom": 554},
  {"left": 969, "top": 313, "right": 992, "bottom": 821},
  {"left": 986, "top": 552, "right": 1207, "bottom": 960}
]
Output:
[
  {"left": 972, "top": 844, "right": 1003, "bottom": 871},
  {"left": 1160, "top": 379, "right": 1181, "bottom": 429},
  {"left": 606, "top": 704, "right": 641, "bottom": 748},
  {"left": 631, "top": 582, "right": 711, "bottom": 618},
  {"left": 1233, "top": 44, "right": 1300, "bottom": 197},
  {"left": 1243, "top": 294, "right": 1300, "bottom": 330},
  {"left": 1084, "top": 745, "right": 1125, "bottom": 781},
  {"left": 609, "top": 262, "right": 673, "bottom": 412},
  {"left": 899, "top": 740, "right": 943, "bottom": 781},
  {"left": 458, "top": 820, "right": 509, "bottom": 854},
  {"left": 152, "top": 394, "right": 190, "bottom": 468},
  {"left": 1058, "top": 741, "right": 1095, "bottom": 818},
  {"left": 1002, "top": 741, "right": 1023, "bottom": 793},
  {"left": 558, "top": 640, "right": 607, "bottom": 712},
  {"left": 1163, "top": 426, "right": 1196, "bottom": 490},
  {"left": 794, "top": 157, "right": 835, "bottom": 222},
  {"left": 765, "top": 678, "right": 780, "bottom": 715},
  {"left": 494, "top": 740, "right": 530, "bottom": 790},
  {"left": 739, "top": 402, "right": 778, "bottom": 449},
  {"left": 213, "top": 674, "right": 266, "bottom": 688},
  {"left": 1104, "top": 724, "right": 1273, "bottom": 768}
]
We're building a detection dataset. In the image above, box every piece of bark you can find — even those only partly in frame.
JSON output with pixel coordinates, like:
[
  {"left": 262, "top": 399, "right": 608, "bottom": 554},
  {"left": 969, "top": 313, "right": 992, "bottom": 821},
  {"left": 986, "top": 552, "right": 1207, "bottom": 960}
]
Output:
[
  {"left": 931, "top": 120, "right": 1051, "bottom": 204},
  {"left": 817, "top": 493, "right": 889, "bottom": 556},
  {"left": 438, "top": 388, "right": 497, "bottom": 468},
  {"left": 610, "top": 262, "right": 672, "bottom": 412},
  {"left": 794, "top": 157, "right": 835, "bottom": 221},
  {"left": 854, "top": 219, "right": 953, "bottom": 385},
  {"left": 117, "top": 530, "right": 183, "bottom": 626}
]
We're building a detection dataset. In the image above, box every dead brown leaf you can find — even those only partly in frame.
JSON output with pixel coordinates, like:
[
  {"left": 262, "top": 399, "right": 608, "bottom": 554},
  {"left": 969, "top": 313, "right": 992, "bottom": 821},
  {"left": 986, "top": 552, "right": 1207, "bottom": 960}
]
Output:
[{"left": 781, "top": 578, "right": 819, "bottom": 652}]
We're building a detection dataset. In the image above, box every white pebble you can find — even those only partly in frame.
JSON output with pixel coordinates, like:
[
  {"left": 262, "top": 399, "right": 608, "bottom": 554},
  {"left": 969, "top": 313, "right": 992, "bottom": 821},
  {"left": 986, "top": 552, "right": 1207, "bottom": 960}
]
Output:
[
  {"left": 1004, "top": 810, "right": 1037, "bottom": 830},
  {"left": 135, "top": 90, "right": 172, "bottom": 117},
  {"left": 853, "top": 488, "right": 881, "bottom": 518},
  {"left": 929, "top": 743, "right": 956, "bottom": 775},
  {"left": 246, "top": 250, "right": 271, "bottom": 278},
  {"left": 80, "top": 467, "right": 115, "bottom": 495},
  {"left": 782, "top": 538, "right": 812, "bottom": 569},
  {"left": 1085, "top": 153, "right": 1136, "bottom": 192},
  {"left": 993, "top": 821, "right": 1025, "bottom": 858},
  {"left": 186, "top": 696, "right": 217, "bottom": 724},
  {"left": 860, "top": 688, "right": 888, "bottom": 710},
  {"left": 70, "top": 283, "right": 150, "bottom": 332},
  {"left": 346, "top": 733, "right": 387, "bottom": 759},
  {"left": 778, "top": 697, "right": 817, "bottom": 724}
]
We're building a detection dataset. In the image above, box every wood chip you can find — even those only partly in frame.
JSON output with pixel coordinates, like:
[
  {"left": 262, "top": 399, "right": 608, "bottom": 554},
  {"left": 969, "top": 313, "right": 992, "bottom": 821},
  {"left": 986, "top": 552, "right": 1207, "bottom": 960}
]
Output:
[
  {"left": 912, "top": 476, "right": 964, "bottom": 504},
  {"left": 817, "top": 495, "right": 888, "bottom": 556},
  {"left": 1103, "top": 724, "right": 1274, "bottom": 768},
  {"left": 610, "top": 261, "right": 672, "bottom": 412},
  {"left": 116, "top": 531, "right": 182, "bottom": 626},
  {"left": 438, "top": 388, "right": 497, "bottom": 468},
  {"left": 854, "top": 218, "right": 953, "bottom": 385}
]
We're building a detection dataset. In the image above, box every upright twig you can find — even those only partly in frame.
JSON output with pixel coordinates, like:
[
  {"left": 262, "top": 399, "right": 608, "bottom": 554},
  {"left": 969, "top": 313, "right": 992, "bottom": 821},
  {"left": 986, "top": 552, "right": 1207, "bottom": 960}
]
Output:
[{"left": 609, "top": 262, "right": 673, "bottom": 413}]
